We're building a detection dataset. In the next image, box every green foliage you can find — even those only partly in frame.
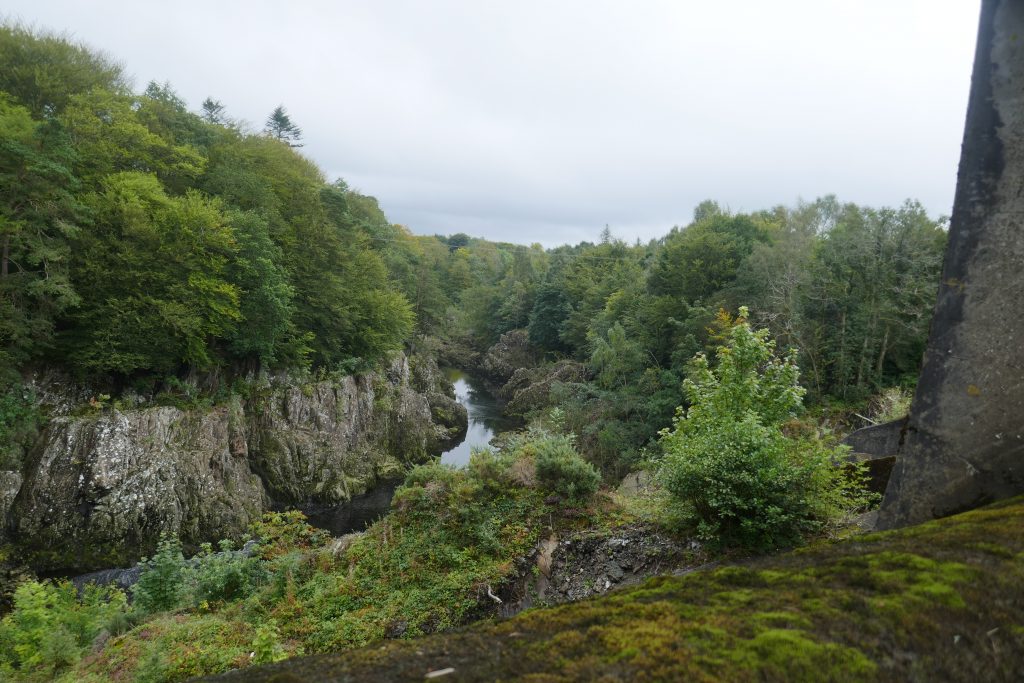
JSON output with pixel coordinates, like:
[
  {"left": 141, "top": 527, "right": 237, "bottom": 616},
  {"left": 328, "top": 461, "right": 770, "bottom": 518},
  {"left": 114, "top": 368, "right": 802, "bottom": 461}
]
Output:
[
  {"left": 0, "top": 580, "right": 127, "bottom": 678},
  {"left": 0, "top": 385, "right": 41, "bottom": 469},
  {"left": 202, "top": 497, "right": 1024, "bottom": 682},
  {"left": 648, "top": 212, "right": 768, "bottom": 303},
  {"left": 251, "top": 620, "right": 287, "bottom": 664},
  {"left": 531, "top": 433, "right": 601, "bottom": 504},
  {"left": 250, "top": 510, "right": 330, "bottom": 560},
  {"left": 870, "top": 386, "right": 913, "bottom": 423},
  {"left": 0, "top": 23, "right": 128, "bottom": 116},
  {"left": 0, "top": 93, "right": 82, "bottom": 372},
  {"left": 66, "top": 172, "right": 241, "bottom": 375},
  {"left": 264, "top": 105, "right": 302, "bottom": 147},
  {"left": 659, "top": 312, "right": 874, "bottom": 549},
  {"left": 1, "top": 24, "right": 419, "bottom": 388},
  {"left": 190, "top": 540, "right": 267, "bottom": 606},
  {"left": 132, "top": 534, "right": 187, "bottom": 614}
]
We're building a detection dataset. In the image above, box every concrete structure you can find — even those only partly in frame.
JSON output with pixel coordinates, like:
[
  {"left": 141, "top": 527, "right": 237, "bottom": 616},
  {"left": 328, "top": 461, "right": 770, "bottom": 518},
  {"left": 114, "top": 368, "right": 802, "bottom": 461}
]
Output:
[{"left": 877, "top": 0, "right": 1024, "bottom": 528}]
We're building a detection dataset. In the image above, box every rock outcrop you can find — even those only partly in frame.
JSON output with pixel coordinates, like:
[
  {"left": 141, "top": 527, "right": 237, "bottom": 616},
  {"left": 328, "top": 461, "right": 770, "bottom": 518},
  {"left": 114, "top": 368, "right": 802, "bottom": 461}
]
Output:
[
  {"left": 481, "top": 329, "right": 538, "bottom": 384},
  {"left": 878, "top": 0, "right": 1024, "bottom": 528},
  {"left": 499, "top": 523, "right": 699, "bottom": 618},
  {"left": 5, "top": 353, "right": 466, "bottom": 572}
]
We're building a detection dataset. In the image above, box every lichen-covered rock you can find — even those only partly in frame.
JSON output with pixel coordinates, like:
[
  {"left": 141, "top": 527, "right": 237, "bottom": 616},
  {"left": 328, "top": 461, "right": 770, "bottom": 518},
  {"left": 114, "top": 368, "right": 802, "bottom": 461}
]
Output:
[
  {"left": 410, "top": 352, "right": 468, "bottom": 451},
  {"left": 8, "top": 353, "right": 461, "bottom": 572},
  {"left": 11, "top": 406, "right": 267, "bottom": 571},
  {"left": 501, "top": 360, "right": 587, "bottom": 417},
  {"left": 247, "top": 373, "right": 394, "bottom": 504},
  {"left": 499, "top": 523, "right": 699, "bottom": 617},
  {"left": 481, "top": 329, "right": 538, "bottom": 383}
]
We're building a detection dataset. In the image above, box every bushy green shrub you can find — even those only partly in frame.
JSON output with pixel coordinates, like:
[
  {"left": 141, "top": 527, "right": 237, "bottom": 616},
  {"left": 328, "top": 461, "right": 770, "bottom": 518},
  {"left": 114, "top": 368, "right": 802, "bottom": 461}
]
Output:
[
  {"left": 870, "top": 386, "right": 913, "bottom": 423},
  {"left": 190, "top": 540, "right": 267, "bottom": 605},
  {"left": 532, "top": 434, "right": 601, "bottom": 504},
  {"left": 0, "top": 580, "right": 127, "bottom": 677},
  {"left": 659, "top": 310, "right": 874, "bottom": 550},
  {"left": 251, "top": 619, "right": 287, "bottom": 664},
  {"left": 133, "top": 534, "right": 187, "bottom": 614},
  {"left": 251, "top": 510, "right": 330, "bottom": 560}
]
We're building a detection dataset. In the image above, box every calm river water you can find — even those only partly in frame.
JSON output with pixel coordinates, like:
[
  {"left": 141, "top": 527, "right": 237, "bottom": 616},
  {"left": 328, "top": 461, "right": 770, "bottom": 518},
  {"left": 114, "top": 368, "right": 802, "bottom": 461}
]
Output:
[{"left": 439, "top": 367, "right": 516, "bottom": 466}]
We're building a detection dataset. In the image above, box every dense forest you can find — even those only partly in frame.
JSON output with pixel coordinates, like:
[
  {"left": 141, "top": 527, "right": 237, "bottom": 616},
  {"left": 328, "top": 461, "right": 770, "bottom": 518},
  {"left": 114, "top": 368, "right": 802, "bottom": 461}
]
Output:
[
  {"left": 0, "top": 23, "right": 958, "bottom": 682},
  {"left": 0, "top": 23, "right": 946, "bottom": 446},
  {"left": 0, "top": 24, "right": 418, "bottom": 389},
  {"left": 412, "top": 197, "right": 946, "bottom": 477}
]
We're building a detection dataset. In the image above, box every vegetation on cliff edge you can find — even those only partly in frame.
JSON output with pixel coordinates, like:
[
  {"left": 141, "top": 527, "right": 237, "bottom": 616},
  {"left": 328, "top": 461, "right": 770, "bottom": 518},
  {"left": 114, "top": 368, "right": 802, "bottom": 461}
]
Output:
[{"left": 208, "top": 496, "right": 1024, "bottom": 682}]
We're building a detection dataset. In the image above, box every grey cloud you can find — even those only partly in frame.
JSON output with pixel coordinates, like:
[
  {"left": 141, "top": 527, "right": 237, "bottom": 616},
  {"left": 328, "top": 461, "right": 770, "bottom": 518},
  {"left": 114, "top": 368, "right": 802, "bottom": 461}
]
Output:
[{"left": 4, "top": 0, "right": 976, "bottom": 245}]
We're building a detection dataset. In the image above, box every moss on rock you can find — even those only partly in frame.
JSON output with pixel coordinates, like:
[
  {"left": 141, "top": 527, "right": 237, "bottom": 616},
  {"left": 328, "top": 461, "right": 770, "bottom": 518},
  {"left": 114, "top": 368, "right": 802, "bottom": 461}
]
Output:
[{"left": 207, "top": 496, "right": 1024, "bottom": 682}]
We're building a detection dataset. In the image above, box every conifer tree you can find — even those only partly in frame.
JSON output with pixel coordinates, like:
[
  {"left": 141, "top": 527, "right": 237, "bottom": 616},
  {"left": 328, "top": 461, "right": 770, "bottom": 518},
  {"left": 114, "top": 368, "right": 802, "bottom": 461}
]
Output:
[{"left": 264, "top": 105, "right": 303, "bottom": 147}]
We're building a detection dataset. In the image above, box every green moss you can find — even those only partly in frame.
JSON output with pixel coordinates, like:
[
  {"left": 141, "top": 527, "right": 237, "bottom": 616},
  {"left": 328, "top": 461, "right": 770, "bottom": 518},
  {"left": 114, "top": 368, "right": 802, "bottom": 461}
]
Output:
[{"left": 214, "top": 496, "right": 1024, "bottom": 682}]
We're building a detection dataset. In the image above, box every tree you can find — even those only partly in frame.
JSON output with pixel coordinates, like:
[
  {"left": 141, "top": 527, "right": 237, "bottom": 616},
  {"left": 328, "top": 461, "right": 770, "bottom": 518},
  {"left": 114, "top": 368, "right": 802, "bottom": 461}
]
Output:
[
  {"left": 0, "top": 23, "right": 128, "bottom": 117},
  {"left": 647, "top": 214, "right": 768, "bottom": 303},
  {"left": 201, "top": 97, "right": 227, "bottom": 125},
  {"left": 64, "top": 172, "right": 241, "bottom": 375},
  {"left": 528, "top": 280, "right": 570, "bottom": 352},
  {"left": 0, "top": 95, "right": 81, "bottom": 375},
  {"left": 264, "top": 105, "right": 303, "bottom": 147},
  {"left": 658, "top": 310, "right": 872, "bottom": 549}
]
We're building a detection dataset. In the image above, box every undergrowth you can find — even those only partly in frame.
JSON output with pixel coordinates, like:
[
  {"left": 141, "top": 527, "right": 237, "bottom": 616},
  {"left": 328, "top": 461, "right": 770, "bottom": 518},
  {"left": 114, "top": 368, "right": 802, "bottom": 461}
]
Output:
[{"left": 0, "top": 431, "right": 598, "bottom": 682}]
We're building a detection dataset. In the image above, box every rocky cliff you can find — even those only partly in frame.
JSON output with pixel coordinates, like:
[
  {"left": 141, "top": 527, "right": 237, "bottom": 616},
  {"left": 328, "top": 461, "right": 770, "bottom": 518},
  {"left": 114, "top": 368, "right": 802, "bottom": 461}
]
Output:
[{"left": 3, "top": 353, "right": 467, "bottom": 572}]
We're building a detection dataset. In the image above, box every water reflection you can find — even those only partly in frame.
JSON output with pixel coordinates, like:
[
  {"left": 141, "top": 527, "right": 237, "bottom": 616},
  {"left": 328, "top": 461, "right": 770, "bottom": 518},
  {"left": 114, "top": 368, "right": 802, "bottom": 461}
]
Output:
[{"left": 440, "top": 368, "right": 517, "bottom": 466}]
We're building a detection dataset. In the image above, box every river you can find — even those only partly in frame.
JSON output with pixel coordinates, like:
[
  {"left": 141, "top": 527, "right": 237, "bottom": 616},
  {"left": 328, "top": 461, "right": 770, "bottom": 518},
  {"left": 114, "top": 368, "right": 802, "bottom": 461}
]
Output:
[
  {"left": 439, "top": 367, "right": 516, "bottom": 466},
  {"left": 302, "top": 368, "right": 513, "bottom": 535}
]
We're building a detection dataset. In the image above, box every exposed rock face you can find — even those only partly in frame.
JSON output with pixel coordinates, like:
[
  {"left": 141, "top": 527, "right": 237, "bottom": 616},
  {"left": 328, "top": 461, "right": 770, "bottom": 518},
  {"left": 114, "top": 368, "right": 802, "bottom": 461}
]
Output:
[
  {"left": 6, "top": 353, "right": 465, "bottom": 572},
  {"left": 11, "top": 407, "right": 266, "bottom": 571},
  {"left": 501, "top": 360, "right": 587, "bottom": 417},
  {"left": 498, "top": 524, "right": 699, "bottom": 618},
  {"left": 481, "top": 329, "right": 538, "bottom": 384},
  {"left": 878, "top": 0, "right": 1024, "bottom": 528},
  {"left": 0, "top": 471, "right": 20, "bottom": 542},
  {"left": 841, "top": 419, "right": 904, "bottom": 459}
]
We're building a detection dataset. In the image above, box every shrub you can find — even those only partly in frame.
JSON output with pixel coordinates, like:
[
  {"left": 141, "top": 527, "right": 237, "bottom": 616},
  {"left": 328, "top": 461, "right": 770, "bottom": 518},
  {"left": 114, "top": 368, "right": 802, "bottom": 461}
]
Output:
[
  {"left": 133, "top": 534, "right": 187, "bottom": 614},
  {"left": 190, "top": 540, "right": 267, "bottom": 605},
  {"left": 251, "top": 619, "right": 287, "bottom": 664},
  {"left": 0, "top": 580, "right": 127, "bottom": 676},
  {"left": 0, "top": 386, "right": 41, "bottom": 470},
  {"left": 251, "top": 510, "right": 330, "bottom": 560},
  {"left": 870, "top": 386, "right": 913, "bottom": 423},
  {"left": 532, "top": 434, "right": 601, "bottom": 504},
  {"left": 659, "top": 309, "right": 873, "bottom": 550}
]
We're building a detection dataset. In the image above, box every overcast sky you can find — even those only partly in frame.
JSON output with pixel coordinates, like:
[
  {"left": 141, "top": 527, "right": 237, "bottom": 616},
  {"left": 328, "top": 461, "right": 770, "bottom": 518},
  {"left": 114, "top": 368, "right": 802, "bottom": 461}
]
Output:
[{"left": 5, "top": 1, "right": 979, "bottom": 246}]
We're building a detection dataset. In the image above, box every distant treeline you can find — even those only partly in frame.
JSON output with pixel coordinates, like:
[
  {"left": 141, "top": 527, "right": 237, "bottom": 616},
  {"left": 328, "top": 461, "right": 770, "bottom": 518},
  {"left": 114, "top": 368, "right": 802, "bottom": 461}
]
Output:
[{"left": 418, "top": 200, "right": 946, "bottom": 474}]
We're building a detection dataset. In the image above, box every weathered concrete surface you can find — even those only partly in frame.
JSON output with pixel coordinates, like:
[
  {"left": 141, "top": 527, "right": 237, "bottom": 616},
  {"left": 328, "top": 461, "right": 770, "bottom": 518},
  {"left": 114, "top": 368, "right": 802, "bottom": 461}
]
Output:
[
  {"left": 878, "top": 0, "right": 1024, "bottom": 528},
  {"left": 841, "top": 419, "right": 904, "bottom": 459}
]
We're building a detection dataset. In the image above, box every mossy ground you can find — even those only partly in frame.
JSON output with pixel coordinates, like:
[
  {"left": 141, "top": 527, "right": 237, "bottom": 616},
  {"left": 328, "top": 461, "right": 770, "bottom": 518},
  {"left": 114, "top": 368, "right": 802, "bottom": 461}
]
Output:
[{"left": 209, "top": 496, "right": 1024, "bottom": 682}]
